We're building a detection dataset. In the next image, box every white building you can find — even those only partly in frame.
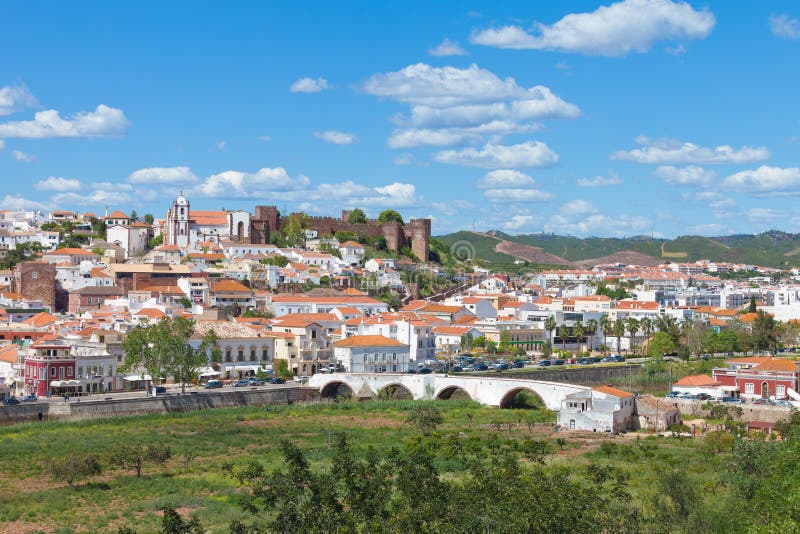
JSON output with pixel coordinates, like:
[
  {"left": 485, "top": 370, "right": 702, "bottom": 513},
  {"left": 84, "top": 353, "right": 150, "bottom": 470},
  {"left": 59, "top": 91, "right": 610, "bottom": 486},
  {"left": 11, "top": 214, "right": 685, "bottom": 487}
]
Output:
[
  {"left": 333, "top": 334, "right": 410, "bottom": 373},
  {"left": 107, "top": 223, "right": 150, "bottom": 259},
  {"left": 557, "top": 385, "right": 635, "bottom": 434}
]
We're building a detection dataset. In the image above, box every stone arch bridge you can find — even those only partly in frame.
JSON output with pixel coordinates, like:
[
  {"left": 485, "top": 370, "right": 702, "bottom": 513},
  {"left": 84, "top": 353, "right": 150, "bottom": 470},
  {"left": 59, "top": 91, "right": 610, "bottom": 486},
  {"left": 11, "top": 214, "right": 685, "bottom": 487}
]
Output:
[{"left": 307, "top": 373, "right": 589, "bottom": 410}]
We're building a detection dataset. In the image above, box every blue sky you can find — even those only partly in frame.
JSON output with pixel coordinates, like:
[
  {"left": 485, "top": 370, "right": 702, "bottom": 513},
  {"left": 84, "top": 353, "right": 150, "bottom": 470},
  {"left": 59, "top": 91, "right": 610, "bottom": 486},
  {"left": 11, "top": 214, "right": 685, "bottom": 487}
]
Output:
[{"left": 1, "top": 0, "right": 799, "bottom": 238}]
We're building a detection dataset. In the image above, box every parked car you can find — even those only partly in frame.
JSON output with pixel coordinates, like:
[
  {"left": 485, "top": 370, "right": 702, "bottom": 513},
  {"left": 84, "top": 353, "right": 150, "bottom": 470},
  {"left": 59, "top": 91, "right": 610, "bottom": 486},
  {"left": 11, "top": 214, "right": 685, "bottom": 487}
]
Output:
[
  {"left": 406, "top": 369, "right": 417, "bottom": 374},
  {"left": 205, "top": 380, "right": 223, "bottom": 389},
  {"left": 551, "top": 359, "right": 565, "bottom": 366},
  {"left": 666, "top": 391, "right": 681, "bottom": 399},
  {"left": 232, "top": 379, "right": 250, "bottom": 388},
  {"left": 293, "top": 376, "right": 309, "bottom": 383},
  {"left": 538, "top": 360, "right": 552, "bottom": 367},
  {"left": 602, "top": 355, "right": 625, "bottom": 363},
  {"left": 249, "top": 377, "right": 266, "bottom": 386},
  {"left": 472, "top": 363, "right": 489, "bottom": 371},
  {"left": 418, "top": 368, "right": 433, "bottom": 374},
  {"left": 588, "top": 357, "right": 602, "bottom": 364},
  {"left": 577, "top": 358, "right": 590, "bottom": 365},
  {"left": 2, "top": 397, "right": 21, "bottom": 405},
  {"left": 722, "top": 397, "right": 743, "bottom": 403},
  {"left": 774, "top": 399, "right": 791, "bottom": 407},
  {"left": 268, "top": 377, "right": 285, "bottom": 384},
  {"left": 513, "top": 360, "right": 525, "bottom": 368},
  {"left": 694, "top": 393, "right": 712, "bottom": 400},
  {"left": 700, "top": 353, "right": 712, "bottom": 360},
  {"left": 20, "top": 394, "right": 38, "bottom": 402},
  {"left": 494, "top": 363, "right": 509, "bottom": 371},
  {"left": 753, "top": 398, "right": 772, "bottom": 405},
  {"left": 450, "top": 365, "right": 463, "bottom": 373},
  {"left": 154, "top": 386, "right": 167, "bottom": 395}
]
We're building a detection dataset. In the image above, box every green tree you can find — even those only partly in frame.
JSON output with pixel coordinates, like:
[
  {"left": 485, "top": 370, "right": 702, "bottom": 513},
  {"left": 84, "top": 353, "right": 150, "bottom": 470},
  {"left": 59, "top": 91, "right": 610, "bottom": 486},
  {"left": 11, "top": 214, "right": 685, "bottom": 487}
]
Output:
[
  {"left": 143, "top": 213, "right": 155, "bottom": 226},
  {"left": 275, "top": 359, "right": 294, "bottom": 379},
  {"left": 460, "top": 332, "right": 474, "bottom": 352},
  {"left": 748, "top": 296, "right": 757, "bottom": 313},
  {"left": 377, "top": 209, "right": 404, "bottom": 225},
  {"left": 129, "top": 210, "right": 139, "bottom": 223},
  {"left": 647, "top": 331, "right": 676, "bottom": 358},
  {"left": 612, "top": 319, "right": 625, "bottom": 354},
  {"left": 544, "top": 315, "right": 557, "bottom": 347},
  {"left": 0, "top": 242, "right": 44, "bottom": 269},
  {"left": 168, "top": 317, "right": 206, "bottom": 394},
  {"left": 405, "top": 404, "right": 444, "bottom": 435},
  {"left": 48, "top": 454, "right": 102, "bottom": 487},
  {"left": 107, "top": 442, "right": 172, "bottom": 477},
  {"left": 161, "top": 507, "right": 203, "bottom": 534},
  {"left": 149, "top": 234, "right": 164, "bottom": 248},
  {"left": 655, "top": 314, "right": 681, "bottom": 346},
  {"left": 541, "top": 340, "right": 553, "bottom": 359},
  {"left": 347, "top": 209, "right": 367, "bottom": 224},
  {"left": 573, "top": 321, "right": 585, "bottom": 350},
  {"left": 751, "top": 310, "right": 779, "bottom": 354},
  {"left": 558, "top": 324, "right": 570, "bottom": 352},
  {"left": 625, "top": 317, "right": 639, "bottom": 354},
  {"left": 600, "top": 313, "right": 611, "bottom": 354},
  {"left": 499, "top": 330, "right": 512, "bottom": 353},
  {"left": 585, "top": 318, "right": 598, "bottom": 351}
]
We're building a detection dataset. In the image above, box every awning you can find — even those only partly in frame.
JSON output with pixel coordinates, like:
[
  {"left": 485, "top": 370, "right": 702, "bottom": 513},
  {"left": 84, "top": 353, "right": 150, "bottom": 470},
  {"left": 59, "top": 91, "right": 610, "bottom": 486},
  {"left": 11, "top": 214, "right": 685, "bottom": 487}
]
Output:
[
  {"left": 200, "top": 370, "right": 221, "bottom": 377},
  {"left": 230, "top": 364, "right": 266, "bottom": 372},
  {"left": 50, "top": 380, "right": 83, "bottom": 387},
  {"left": 122, "top": 373, "right": 152, "bottom": 382}
]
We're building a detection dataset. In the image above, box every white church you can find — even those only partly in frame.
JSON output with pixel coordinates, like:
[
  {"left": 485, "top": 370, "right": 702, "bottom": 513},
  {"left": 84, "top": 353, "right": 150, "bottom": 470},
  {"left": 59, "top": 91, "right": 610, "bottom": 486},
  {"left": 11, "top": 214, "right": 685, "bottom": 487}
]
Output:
[{"left": 163, "top": 193, "right": 251, "bottom": 249}]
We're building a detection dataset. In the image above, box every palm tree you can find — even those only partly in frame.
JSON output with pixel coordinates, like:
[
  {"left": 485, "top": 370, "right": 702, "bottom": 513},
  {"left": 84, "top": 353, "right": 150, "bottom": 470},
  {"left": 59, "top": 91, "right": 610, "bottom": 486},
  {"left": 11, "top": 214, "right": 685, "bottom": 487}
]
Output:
[
  {"left": 640, "top": 317, "right": 653, "bottom": 353},
  {"left": 599, "top": 313, "right": 611, "bottom": 354},
  {"left": 573, "top": 321, "right": 585, "bottom": 352},
  {"left": 625, "top": 317, "right": 640, "bottom": 355},
  {"left": 558, "top": 324, "right": 571, "bottom": 353},
  {"left": 586, "top": 318, "right": 598, "bottom": 352},
  {"left": 612, "top": 319, "right": 625, "bottom": 354},
  {"left": 544, "top": 315, "right": 557, "bottom": 346}
]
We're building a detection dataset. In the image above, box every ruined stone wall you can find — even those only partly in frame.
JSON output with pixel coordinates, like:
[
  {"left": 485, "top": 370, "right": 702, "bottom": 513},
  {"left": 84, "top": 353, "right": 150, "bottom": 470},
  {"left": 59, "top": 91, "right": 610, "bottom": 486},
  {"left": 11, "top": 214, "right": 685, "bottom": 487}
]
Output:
[{"left": 13, "top": 261, "right": 56, "bottom": 310}]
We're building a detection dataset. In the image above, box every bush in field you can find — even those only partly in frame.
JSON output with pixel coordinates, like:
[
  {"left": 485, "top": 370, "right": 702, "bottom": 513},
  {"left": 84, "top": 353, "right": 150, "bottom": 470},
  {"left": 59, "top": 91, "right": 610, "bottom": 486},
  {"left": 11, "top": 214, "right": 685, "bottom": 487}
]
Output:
[
  {"left": 405, "top": 404, "right": 444, "bottom": 435},
  {"left": 48, "top": 454, "right": 102, "bottom": 487},
  {"left": 107, "top": 442, "right": 172, "bottom": 477}
]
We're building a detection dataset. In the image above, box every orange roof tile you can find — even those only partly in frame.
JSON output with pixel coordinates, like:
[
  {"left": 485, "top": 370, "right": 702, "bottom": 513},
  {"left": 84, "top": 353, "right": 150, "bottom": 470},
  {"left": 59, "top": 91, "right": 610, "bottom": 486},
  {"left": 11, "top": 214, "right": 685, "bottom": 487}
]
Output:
[
  {"left": 136, "top": 308, "right": 166, "bottom": 319},
  {"left": 23, "top": 312, "right": 57, "bottom": 328},
  {"left": 106, "top": 210, "right": 129, "bottom": 219},
  {"left": 752, "top": 359, "right": 799, "bottom": 372},
  {"left": 674, "top": 374, "right": 718, "bottom": 387},
  {"left": 334, "top": 335, "right": 406, "bottom": 348},
  {"left": 212, "top": 279, "right": 252, "bottom": 293},
  {"left": 593, "top": 385, "right": 634, "bottom": 398},
  {"left": 190, "top": 210, "right": 228, "bottom": 226}
]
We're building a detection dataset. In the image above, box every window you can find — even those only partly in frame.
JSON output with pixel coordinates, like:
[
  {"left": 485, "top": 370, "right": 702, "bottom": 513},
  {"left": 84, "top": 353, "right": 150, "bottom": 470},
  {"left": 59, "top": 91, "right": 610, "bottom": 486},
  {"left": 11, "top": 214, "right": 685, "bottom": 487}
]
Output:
[
  {"left": 32, "top": 272, "right": 38, "bottom": 280},
  {"left": 745, "top": 382, "right": 754, "bottom": 394},
  {"left": 67, "top": 367, "right": 73, "bottom": 377},
  {"left": 262, "top": 348, "right": 268, "bottom": 360},
  {"left": 250, "top": 349, "right": 256, "bottom": 362},
  {"left": 777, "top": 385, "right": 786, "bottom": 397},
  {"left": 238, "top": 350, "right": 244, "bottom": 362},
  {"left": 50, "top": 367, "right": 56, "bottom": 377},
  {"left": 225, "top": 350, "right": 232, "bottom": 363}
]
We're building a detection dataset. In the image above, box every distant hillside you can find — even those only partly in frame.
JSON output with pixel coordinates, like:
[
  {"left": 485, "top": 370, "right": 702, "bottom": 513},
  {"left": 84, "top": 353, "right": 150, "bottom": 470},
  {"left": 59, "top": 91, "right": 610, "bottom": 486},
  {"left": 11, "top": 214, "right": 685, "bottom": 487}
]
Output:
[{"left": 435, "top": 230, "right": 800, "bottom": 268}]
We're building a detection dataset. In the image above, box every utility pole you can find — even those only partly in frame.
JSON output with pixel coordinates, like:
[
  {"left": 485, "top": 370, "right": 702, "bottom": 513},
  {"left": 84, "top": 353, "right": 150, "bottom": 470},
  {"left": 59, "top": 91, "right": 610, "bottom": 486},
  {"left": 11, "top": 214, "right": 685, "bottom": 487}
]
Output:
[{"left": 668, "top": 360, "right": 673, "bottom": 393}]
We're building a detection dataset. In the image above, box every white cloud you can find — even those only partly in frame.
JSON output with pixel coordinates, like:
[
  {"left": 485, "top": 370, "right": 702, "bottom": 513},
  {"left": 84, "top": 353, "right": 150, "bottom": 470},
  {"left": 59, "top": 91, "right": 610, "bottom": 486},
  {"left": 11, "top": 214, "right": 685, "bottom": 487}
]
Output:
[
  {"left": 544, "top": 200, "right": 649, "bottom": 237},
  {"left": 10, "top": 149, "right": 34, "bottom": 162},
  {"left": 484, "top": 188, "right": 553, "bottom": 202},
  {"left": 723, "top": 166, "right": 800, "bottom": 195},
  {"left": 433, "top": 141, "right": 558, "bottom": 168},
  {"left": 393, "top": 153, "right": 416, "bottom": 166},
  {"left": 687, "top": 222, "right": 727, "bottom": 235},
  {"left": 612, "top": 136, "right": 769, "bottom": 164},
  {"left": 770, "top": 14, "right": 800, "bottom": 39},
  {"left": 0, "top": 104, "right": 130, "bottom": 139},
  {"left": 470, "top": 0, "right": 715, "bottom": 57},
  {"left": 428, "top": 38, "right": 467, "bottom": 56},
  {"left": 256, "top": 135, "right": 272, "bottom": 142},
  {"left": 577, "top": 172, "right": 622, "bottom": 187},
  {"left": 685, "top": 191, "right": 735, "bottom": 218},
  {"left": 477, "top": 169, "right": 536, "bottom": 188},
  {"left": 308, "top": 181, "right": 422, "bottom": 208},
  {"left": 0, "top": 140, "right": 4, "bottom": 151},
  {"left": 314, "top": 130, "right": 358, "bottom": 145},
  {"left": 505, "top": 214, "right": 536, "bottom": 230},
  {"left": 654, "top": 165, "right": 716, "bottom": 186},
  {"left": 747, "top": 208, "right": 780, "bottom": 224},
  {"left": 194, "top": 167, "right": 311, "bottom": 198},
  {"left": 0, "top": 194, "right": 48, "bottom": 211},
  {"left": 0, "top": 84, "right": 38, "bottom": 116},
  {"left": 289, "top": 77, "right": 329, "bottom": 93},
  {"left": 216, "top": 140, "right": 226, "bottom": 151},
  {"left": 364, "top": 63, "right": 579, "bottom": 150},
  {"left": 34, "top": 176, "right": 80, "bottom": 191},
  {"left": 128, "top": 166, "right": 199, "bottom": 184}
]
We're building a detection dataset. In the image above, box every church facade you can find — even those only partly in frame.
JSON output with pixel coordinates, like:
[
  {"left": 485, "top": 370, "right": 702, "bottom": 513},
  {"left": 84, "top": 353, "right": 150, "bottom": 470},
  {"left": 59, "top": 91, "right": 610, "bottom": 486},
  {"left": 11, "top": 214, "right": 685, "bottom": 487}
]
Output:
[{"left": 163, "top": 194, "right": 250, "bottom": 249}]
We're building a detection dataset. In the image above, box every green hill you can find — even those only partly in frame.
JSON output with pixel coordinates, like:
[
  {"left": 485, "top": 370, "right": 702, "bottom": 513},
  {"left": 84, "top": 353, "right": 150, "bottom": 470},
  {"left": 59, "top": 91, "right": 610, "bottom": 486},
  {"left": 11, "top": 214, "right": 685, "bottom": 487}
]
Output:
[{"left": 435, "top": 230, "right": 800, "bottom": 269}]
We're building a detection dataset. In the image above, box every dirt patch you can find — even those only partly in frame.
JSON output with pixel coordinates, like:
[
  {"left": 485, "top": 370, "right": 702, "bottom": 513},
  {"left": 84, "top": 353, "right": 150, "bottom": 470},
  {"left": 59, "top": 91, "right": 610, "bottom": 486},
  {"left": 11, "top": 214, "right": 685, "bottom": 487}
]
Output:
[
  {"left": 0, "top": 520, "right": 55, "bottom": 534},
  {"left": 495, "top": 241, "right": 573, "bottom": 266}
]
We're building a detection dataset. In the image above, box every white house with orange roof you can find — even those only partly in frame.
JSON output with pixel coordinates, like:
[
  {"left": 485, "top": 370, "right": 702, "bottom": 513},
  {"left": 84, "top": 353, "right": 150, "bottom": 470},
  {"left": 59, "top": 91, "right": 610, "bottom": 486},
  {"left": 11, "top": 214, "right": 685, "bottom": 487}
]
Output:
[
  {"left": 107, "top": 222, "right": 151, "bottom": 259},
  {"left": 210, "top": 279, "right": 255, "bottom": 310},
  {"left": 354, "top": 312, "right": 441, "bottom": 364},
  {"left": 333, "top": 334, "right": 410, "bottom": 373},
  {"left": 190, "top": 320, "right": 275, "bottom": 379},
  {"left": 558, "top": 385, "right": 636, "bottom": 433},
  {"left": 432, "top": 325, "right": 482, "bottom": 356},
  {"left": 103, "top": 210, "right": 130, "bottom": 227},
  {"left": 571, "top": 295, "right": 612, "bottom": 313},
  {"left": 267, "top": 294, "right": 387, "bottom": 317},
  {"left": 338, "top": 241, "right": 365, "bottom": 265},
  {"left": 612, "top": 299, "right": 661, "bottom": 321}
]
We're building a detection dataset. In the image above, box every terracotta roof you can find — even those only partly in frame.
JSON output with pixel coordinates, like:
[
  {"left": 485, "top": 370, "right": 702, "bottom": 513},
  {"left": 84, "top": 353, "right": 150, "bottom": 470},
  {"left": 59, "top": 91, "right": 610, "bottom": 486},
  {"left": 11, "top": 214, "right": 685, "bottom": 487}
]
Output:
[
  {"left": 106, "top": 210, "right": 129, "bottom": 219},
  {"left": 136, "top": 308, "right": 166, "bottom": 319},
  {"left": 212, "top": 279, "right": 252, "bottom": 293},
  {"left": 0, "top": 345, "right": 18, "bottom": 364},
  {"left": 616, "top": 300, "right": 659, "bottom": 311},
  {"left": 752, "top": 359, "right": 799, "bottom": 372},
  {"left": 339, "top": 241, "right": 364, "bottom": 248},
  {"left": 190, "top": 210, "right": 228, "bottom": 226},
  {"left": 674, "top": 374, "right": 718, "bottom": 387},
  {"left": 45, "top": 248, "right": 97, "bottom": 256},
  {"left": 725, "top": 357, "right": 774, "bottom": 365},
  {"left": 334, "top": 335, "right": 406, "bottom": 348},
  {"left": 593, "top": 385, "right": 634, "bottom": 398},
  {"left": 432, "top": 325, "right": 475, "bottom": 336},
  {"left": 420, "top": 304, "right": 464, "bottom": 314},
  {"left": 23, "top": 312, "right": 57, "bottom": 328}
]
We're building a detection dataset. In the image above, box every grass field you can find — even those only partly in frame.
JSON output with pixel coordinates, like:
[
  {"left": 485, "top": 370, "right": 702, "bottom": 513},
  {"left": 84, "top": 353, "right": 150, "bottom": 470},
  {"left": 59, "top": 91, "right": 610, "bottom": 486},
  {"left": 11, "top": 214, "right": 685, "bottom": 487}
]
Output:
[{"left": 0, "top": 398, "right": 733, "bottom": 533}]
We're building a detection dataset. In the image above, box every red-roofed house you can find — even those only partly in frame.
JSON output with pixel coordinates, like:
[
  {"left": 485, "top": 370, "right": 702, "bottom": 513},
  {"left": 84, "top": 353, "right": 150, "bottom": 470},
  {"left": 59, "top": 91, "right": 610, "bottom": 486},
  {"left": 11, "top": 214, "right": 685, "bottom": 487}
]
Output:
[
  {"left": 432, "top": 325, "right": 482, "bottom": 356},
  {"left": 713, "top": 358, "right": 800, "bottom": 400},
  {"left": 333, "top": 334, "right": 410, "bottom": 373}
]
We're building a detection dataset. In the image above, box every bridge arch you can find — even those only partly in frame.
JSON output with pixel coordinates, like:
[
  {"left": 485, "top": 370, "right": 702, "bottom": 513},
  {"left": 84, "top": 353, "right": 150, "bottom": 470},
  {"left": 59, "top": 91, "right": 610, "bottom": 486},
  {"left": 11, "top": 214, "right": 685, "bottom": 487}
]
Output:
[
  {"left": 378, "top": 383, "right": 414, "bottom": 400},
  {"left": 320, "top": 381, "right": 355, "bottom": 400},
  {"left": 435, "top": 385, "right": 472, "bottom": 401},
  {"left": 498, "top": 387, "right": 546, "bottom": 409}
]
